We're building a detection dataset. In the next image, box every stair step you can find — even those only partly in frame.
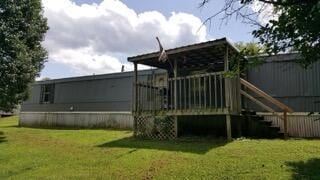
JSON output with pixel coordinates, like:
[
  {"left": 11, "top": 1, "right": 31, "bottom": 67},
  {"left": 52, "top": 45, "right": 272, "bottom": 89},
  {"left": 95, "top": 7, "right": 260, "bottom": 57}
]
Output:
[
  {"left": 250, "top": 115, "right": 264, "bottom": 120},
  {"left": 261, "top": 121, "right": 273, "bottom": 126},
  {"left": 242, "top": 111, "right": 284, "bottom": 139},
  {"left": 269, "top": 126, "right": 281, "bottom": 131},
  {"left": 241, "top": 110, "right": 257, "bottom": 115},
  {"left": 278, "top": 132, "right": 286, "bottom": 138},
  {"left": 270, "top": 125, "right": 280, "bottom": 128}
]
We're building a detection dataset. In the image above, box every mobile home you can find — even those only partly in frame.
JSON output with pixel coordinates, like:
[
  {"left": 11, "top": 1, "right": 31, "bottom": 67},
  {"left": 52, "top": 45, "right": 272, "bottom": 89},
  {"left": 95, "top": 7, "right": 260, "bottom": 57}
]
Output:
[{"left": 20, "top": 38, "right": 320, "bottom": 138}]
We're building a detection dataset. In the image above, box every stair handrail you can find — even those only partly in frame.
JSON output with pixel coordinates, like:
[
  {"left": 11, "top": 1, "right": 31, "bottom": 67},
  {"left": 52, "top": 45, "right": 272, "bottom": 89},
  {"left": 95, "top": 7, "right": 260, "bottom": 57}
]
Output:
[
  {"left": 240, "top": 78, "right": 294, "bottom": 139},
  {"left": 240, "top": 78, "right": 293, "bottom": 113},
  {"left": 240, "top": 90, "right": 285, "bottom": 121}
]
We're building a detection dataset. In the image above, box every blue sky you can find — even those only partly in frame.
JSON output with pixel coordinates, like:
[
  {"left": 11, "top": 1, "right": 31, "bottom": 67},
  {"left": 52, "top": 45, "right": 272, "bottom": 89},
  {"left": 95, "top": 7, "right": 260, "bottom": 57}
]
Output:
[
  {"left": 123, "top": 0, "right": 256, "bottom": 42},
  {"left": 40, "top": 0, "right": 258, "bottom": 79},
  {"left": 74, "top": 0, "right": 257, "bottom": 42}
]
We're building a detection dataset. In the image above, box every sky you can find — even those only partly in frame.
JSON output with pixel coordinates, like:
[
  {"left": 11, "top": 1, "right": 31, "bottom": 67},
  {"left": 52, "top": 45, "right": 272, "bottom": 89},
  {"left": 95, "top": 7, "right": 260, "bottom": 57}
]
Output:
[{"left": 39, "top": 0, "right": 263, "bottom": 80}]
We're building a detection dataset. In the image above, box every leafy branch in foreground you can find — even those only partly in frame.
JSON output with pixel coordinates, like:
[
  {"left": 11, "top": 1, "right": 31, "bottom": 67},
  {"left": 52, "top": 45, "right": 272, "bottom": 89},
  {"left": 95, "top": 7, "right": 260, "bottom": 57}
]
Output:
[{"left": 200, "top": 0, "right": 320, "bottom": 68}]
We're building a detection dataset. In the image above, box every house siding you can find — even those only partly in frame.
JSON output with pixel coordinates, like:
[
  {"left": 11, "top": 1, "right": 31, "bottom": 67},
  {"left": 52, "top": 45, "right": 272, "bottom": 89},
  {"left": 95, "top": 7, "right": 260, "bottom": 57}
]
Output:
[
  {"left": 247, "top": 54, "right": 320, "bottom": 112},
  {"left": 21, "top": 69, "right": 165, "bottom": 112}
]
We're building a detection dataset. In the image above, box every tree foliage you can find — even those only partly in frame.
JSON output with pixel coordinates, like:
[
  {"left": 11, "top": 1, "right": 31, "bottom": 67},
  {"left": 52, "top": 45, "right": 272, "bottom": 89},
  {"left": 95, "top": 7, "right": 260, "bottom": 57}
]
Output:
[
  {"left": 0, "top": 0, "right": 48, "bottom": 111},
  {"left": 252, "top": 1, "right": 320, "bottom": 67},
  {"left": 200, "top": 0, "right": 320, "bottom": 67},
  {"left": 226, "top": 42, "right": 265, "bottom": 77},
  {"left": 234, "top": 42, "right": 266, "bottom": 56}
]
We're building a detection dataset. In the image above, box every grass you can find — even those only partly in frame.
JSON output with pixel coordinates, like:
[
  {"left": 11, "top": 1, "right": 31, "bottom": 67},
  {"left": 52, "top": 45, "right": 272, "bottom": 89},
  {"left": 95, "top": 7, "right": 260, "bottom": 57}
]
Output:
[{"left": 1, "top": 116, "right": 320, "bottom": 179}]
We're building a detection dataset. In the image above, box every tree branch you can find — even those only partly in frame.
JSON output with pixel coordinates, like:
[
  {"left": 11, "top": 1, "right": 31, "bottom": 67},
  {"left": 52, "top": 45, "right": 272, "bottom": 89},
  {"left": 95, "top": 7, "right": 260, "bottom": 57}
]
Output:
[{"left": 255, "top": 0, "right": 316, "bottom": 6}]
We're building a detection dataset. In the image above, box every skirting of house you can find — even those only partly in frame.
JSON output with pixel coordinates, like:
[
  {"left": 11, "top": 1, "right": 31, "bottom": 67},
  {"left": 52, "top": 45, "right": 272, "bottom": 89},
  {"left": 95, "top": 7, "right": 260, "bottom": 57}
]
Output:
[
  {"left": 257, "top": 112, "right": 320, "bottom": 138},
  {"left": 19, "top": 112, "right": 320, "bottom": 138},
  {"left": 19, "top": 112, "right": 133, "bottom": 129}
]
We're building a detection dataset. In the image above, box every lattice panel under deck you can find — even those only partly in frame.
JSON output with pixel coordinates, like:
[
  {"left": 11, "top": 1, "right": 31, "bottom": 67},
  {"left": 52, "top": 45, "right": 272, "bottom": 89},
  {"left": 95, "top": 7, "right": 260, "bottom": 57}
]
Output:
[{"left": 134, "top": 115, "right": 176, "bottom": 140}]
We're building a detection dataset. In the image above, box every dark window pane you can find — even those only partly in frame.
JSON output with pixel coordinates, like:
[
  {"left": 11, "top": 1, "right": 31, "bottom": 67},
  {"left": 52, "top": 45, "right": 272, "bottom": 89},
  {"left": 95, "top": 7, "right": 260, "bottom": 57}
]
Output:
[{"left": 40, "top": 84, "right": 55, "bottom": 104}]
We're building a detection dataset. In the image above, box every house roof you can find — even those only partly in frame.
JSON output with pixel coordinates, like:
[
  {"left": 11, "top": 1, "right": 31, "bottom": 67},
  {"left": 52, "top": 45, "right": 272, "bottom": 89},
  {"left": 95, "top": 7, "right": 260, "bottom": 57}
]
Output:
[
  {"left": 257, "top": 52, "right": 300, "bottom": 62},
  {"left": 35, "top": 69, "right": 166, "bottom": 85},
  {"left": 127, "top": 37, "right": 241, "bottom": 70}
]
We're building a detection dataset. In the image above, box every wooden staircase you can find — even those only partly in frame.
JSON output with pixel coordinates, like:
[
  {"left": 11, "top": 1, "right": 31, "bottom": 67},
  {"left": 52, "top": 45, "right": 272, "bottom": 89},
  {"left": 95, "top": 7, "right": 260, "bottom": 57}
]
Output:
[
  {"left": 241, "top": 110, "right": 283, "bottom": 138},
  {"left": 240, "top": 78, "right": 294, "bottom": 139}
]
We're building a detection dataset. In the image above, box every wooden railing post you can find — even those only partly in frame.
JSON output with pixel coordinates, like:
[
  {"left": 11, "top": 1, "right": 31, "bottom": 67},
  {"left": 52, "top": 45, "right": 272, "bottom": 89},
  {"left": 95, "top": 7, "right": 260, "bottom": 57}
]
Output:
[
  {"left": 236, "top": 75, "right": 241, "bottom": 113},
  {"left": 224, "top": 77, "right": 230, "bottom": 110},
  {"left": 224, "top": 45, "right": 230, "bottom": 111},
  {"left": 133, "top": 63, "right": 138, "bottom": 137},
  {"left": 134, "top": 63, "right": 138, "bottom": 113},
  {"left": 174, "top": 60, "right": 177, "bottom": 111}
]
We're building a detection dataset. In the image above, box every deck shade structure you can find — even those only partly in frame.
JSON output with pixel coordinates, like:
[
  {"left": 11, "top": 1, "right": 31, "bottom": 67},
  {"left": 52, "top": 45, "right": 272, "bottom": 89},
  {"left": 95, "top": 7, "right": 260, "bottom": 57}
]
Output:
[
  {"left": 128, "top": 38, "right": 240, "bottom": 71},
  {"left": 128, "top": 38, "right": 243, "bottom": 116}
]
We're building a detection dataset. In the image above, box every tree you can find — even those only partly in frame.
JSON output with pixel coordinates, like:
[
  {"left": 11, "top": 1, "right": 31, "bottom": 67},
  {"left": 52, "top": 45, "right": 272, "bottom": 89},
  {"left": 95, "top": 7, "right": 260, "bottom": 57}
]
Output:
[
  {"left": 227, "top": 42, "right": 265, "bottom": 77},
  {"left": 0, "top": 0, "right": 48, "bottom": 112},
  {"left": 200, "top": 0, "right": 320, "bottom": 67},
  {"left": 234, "top": 42, "right": 266, "bottom": 56}
]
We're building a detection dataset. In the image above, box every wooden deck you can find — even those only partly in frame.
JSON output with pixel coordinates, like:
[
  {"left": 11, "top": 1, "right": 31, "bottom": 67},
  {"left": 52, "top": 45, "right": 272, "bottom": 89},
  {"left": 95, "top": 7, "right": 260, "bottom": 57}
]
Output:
[
  {"left": 127, "top": 39, "right": 296, "bottom": 140},
  {"left": 133, "top": 72, "right": 241, "bottom": 116}
]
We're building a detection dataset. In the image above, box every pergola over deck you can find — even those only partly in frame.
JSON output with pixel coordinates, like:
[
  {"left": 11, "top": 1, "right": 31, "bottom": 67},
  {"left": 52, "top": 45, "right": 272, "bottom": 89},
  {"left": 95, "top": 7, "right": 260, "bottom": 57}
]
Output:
[
  {"left": 128, "top": 38, "right": 240, "bottom": 71},
  {"left": 128, "top": 38, "right": 242, "bottom": 116}
]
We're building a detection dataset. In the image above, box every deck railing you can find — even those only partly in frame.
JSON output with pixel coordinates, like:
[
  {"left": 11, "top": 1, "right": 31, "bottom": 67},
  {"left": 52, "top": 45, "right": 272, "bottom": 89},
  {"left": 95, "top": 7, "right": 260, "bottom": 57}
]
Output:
[
  {"left": 134, "top": 81, "right": 166, "bottom": 112},
  {"left": 133, "top": 72, "right": 241, "bottom": 114}
]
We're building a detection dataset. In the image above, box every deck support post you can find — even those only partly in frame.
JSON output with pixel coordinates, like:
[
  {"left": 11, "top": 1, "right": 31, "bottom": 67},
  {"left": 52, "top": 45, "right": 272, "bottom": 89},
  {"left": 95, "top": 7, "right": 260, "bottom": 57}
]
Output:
[
  {"left": 226, "top": 114, "right": 232, "bottom": 141},
  {"left": 174, "top": 116, "right": 178, "bottom": 138},
  {"left": 133, "top": 62, "right": 138, "bottom": 136},
  {"left": 283, "top": 111, "right": 288, "bottom": 139}
]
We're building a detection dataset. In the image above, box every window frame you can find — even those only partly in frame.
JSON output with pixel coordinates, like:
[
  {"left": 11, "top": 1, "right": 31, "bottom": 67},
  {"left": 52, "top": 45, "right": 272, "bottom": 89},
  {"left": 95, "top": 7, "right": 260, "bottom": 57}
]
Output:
[{"left": 40, "top": 84, "right": 55, "bottom": 104}]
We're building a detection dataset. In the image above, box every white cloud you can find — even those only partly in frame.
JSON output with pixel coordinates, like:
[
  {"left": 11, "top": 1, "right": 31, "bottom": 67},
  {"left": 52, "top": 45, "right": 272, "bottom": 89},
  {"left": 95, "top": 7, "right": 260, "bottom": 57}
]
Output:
[
  {"left": 41, "top": 0, "right": 208, "bottom": 76},
  {"left": 50, "top": 47, "right": 132, "bottom": 74},
  {"left": 249, "top": 1, "right": 278, "bottom": 25}
]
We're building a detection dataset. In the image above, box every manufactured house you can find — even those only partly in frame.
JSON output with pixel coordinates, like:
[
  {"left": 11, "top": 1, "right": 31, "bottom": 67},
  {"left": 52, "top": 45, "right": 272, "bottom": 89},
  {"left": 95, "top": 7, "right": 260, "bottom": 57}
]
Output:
[
  {"left": 20, "top": 38, "right": 320, "bottom": 139},
  {"left": 20, "top": 69, "right": 166, "bottom": 129}
]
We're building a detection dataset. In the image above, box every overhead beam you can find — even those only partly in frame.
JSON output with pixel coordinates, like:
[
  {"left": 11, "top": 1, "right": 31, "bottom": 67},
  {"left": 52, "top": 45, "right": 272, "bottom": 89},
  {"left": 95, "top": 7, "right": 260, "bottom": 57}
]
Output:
[{"left": 128, "top": 38, "right": 228, "bottom": 62}]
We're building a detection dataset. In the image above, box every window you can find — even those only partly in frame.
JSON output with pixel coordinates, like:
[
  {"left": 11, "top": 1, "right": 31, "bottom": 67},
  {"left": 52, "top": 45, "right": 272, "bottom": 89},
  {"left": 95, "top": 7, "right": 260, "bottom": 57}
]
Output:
[{"left": 40, "top": 84, "right": 55, "bottom": 104}]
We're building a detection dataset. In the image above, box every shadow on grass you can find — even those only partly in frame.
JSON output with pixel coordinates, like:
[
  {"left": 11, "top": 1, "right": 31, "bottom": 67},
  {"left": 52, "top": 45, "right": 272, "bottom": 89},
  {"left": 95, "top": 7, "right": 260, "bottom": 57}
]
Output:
[
  {"left": 286, "top": 158, "right": 320, "bottom": 179},
  {"left": 1, "top": 125, "right": 19, "bottom": 128},
  {"left": 97, "top": 136, "right": 227, "bottom": 154},
  {"left": 0, "top": 131, "right": 6, "bottom": 143}
]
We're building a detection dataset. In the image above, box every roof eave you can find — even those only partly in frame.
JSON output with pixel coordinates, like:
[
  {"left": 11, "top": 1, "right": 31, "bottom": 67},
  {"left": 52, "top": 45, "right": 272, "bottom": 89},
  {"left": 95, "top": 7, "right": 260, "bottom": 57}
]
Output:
[{"left": 127, "top": 38, "right": 230, "bottom": 63}]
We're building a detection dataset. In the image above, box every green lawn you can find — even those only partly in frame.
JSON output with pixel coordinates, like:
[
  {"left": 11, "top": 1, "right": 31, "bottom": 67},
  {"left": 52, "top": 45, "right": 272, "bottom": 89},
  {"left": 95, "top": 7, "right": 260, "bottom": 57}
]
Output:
[{"left": 1, "top": 116, "right": 320, "bottom": 179}]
